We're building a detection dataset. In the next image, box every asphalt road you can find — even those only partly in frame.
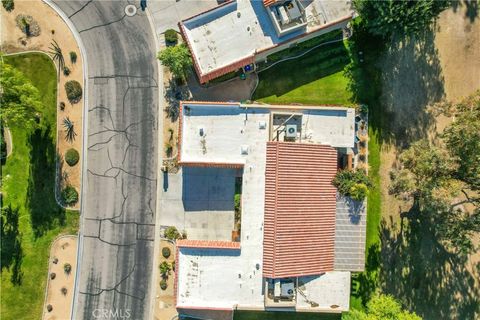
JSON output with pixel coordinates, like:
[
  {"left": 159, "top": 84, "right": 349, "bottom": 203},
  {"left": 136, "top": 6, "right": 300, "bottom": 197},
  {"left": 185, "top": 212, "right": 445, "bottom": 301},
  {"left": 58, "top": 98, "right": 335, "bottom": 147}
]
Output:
[{"left": 52, "top": 1, "right": 158, "bottom": 319}]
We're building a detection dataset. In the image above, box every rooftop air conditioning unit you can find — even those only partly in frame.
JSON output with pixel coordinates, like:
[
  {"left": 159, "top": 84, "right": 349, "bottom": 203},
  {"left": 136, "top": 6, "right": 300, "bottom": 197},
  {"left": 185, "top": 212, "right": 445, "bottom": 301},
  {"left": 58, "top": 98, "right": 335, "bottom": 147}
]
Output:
[{"left": 285, "top": 124, "right": 297, "bottom": 138}]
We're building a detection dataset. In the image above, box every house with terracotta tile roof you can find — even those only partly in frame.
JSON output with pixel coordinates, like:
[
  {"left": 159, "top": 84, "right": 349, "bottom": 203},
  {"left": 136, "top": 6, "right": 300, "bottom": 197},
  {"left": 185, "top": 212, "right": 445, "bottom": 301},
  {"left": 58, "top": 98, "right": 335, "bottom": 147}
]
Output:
[
  {"left": 172, "top": 101, "right": 366, "bottom": 319},
  {"left": 179, "top": 0, "right": 355, "bottom": 83}
]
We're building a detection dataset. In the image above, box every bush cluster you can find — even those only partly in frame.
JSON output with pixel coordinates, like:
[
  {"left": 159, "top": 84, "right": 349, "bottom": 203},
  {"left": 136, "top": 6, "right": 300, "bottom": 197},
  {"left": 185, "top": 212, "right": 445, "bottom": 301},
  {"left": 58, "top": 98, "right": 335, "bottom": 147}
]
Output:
[
  {"left": 164, "top": 29, "right": 178, "bottom": 45},
  {"left": 164, "top": 226, "right": 181, "bottom": 240},
  {"left": 65, "top": 80, "right": 82, "bottom": 103},
  {"left": 65, "top": 148, "right": 79, "bottom": 166},
  {"left": 61, "top": 185, "right": 78, "bottom": 206},
  {"left": 2, "top": 0, "right": 14, "bottom": 11},
  {"left": 333, "top": 169, "right": 371, "bottom": 202}
]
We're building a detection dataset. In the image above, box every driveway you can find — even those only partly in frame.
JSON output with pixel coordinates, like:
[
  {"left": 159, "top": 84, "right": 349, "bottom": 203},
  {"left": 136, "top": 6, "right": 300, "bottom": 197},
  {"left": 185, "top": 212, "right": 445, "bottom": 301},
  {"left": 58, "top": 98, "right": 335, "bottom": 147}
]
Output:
[
  {"left": 51, "top": 1, "right": 158, "bottom": 319},
  {"left": 160, "top": 168, "right": 237, "bottom": 241}
]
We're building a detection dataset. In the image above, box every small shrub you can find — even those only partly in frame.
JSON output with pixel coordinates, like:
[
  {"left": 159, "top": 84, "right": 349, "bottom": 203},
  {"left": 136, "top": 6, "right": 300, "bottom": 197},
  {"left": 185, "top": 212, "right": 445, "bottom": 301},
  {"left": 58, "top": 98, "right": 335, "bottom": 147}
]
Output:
[
  {"left": 63, "top": 66, "right": 71, "bottom": 76},
  {"left": 349, "top": 183, "right": 369, "bottom": 201},
  {"left": 65, "top": 80, "right": 82, "bottom": 103},
  {"left": 69, "top": 51, "right": 77, "bottom": 64},
  {"left": 47, "top": 305, "right": 53, "bottom": 312},
  {"left": 63, "top": 263, "right": 72, "bottom": 274},
  {"left": 159, "top": 261, "right": 171, "bottom": 279},
  {"left": 164, "top": 29, "right": 178, "bottom": 45},
  {"left": 50, "top": 272, "right": 56, "bottom": 280},
  {"left": 15, "top": 14, "right": 40, "bottom": 37},
  {"left": 2, "top": 0, "right": 14, "bottom": 11},
  {"left": 162, "top": 247, "right": 171, "bottom": 258},
  {"left": 51, "top": 29, "right": 55, "bottom": 35},
  {"left": 59, "top": 101, "right": 65, "bottom": 111},
  {"left": 160, "top": 279, "right": 167, "bottom": 290},
  {"left": 171, "top": 261, "right": 175, "bottom": 271},
  {"left": 164, "top": 226, "right": 180, "bottom": 240},
  {"left": 61, "top": 287, "right": 68, "bottom": 295},
  {"left": 65, "top": 148, "right": 79, "bottom": 166},
  {"left": 61, "top": 186, "right": 78, "bottom": 206},
  {"left": 165, "top": 143, "right": 173, "bottom": 157},
  {"left": 53, "top": 257, "right": 58, "bottom": 264}
]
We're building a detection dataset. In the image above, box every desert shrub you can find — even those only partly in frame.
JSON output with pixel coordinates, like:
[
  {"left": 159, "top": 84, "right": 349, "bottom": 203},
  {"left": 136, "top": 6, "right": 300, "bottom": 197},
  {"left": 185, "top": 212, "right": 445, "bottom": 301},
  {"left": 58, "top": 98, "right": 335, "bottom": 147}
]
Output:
[
  {"left": 61, "top": 287, "right": 68, "bottom": 295},
  {"left": 65, "top": 148, "right": 79, "bottom": 166},
  {"left": 61, "top": 186, "right": 78, "bottom": 205},
  {"left": 164, "top": 29, "right": 178, "bottom": 45},
  {"left": 63, "top": 263, "right": 72, "bottom": 274},
  {"left": 63, "top": 66, "right": 71, "bottom": 76},
  {"left": 2, "top": 0, "right": 14, "bottom": 11},
  {"left": 47, "top": 305, "right": 53, "bottom": 312},
  {"left": 162, "top": 247, "right": 171, "bottom": 258},
  {"left": 164, "top": 226, "right": 180, "bottom": 240},
  {"left": 69, "top": 51, "right": 77, "bottom": 63},
  {"left": 15, "top": 14, "right": 40, "bottom": 37},
  {"left": 160, "top": 279, "right": 167, "bottom": 290},
  {"left": 159, "top": 261, "right": 171, "bottom": 279},
  {"left": 50, "top": 272, "right": 56, "bottom": 280},
  {"left": 59, "top": 102, "right": 65, "bottom": 111},
  {"left": 65, "top": 80, "right": 82, "bottom": 103},
  {"left": 171, "top": 261, "right": 175, "bottom": 271},
  {"left": 333, "top": 169, "right": 371, "bottom": 201}
]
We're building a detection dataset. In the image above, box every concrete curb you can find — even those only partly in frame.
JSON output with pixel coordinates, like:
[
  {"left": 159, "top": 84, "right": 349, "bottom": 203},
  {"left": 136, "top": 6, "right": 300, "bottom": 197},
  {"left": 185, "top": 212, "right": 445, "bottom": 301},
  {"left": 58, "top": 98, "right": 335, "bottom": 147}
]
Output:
[
  {"left": 41, "top": 234, "right": 78, "bottom": 320},
  {"left": 145, "top": 4, "right": 167, "bottom": 320},
  {"left": 42, "top": 2, "right": 89, "bottom": 319}
]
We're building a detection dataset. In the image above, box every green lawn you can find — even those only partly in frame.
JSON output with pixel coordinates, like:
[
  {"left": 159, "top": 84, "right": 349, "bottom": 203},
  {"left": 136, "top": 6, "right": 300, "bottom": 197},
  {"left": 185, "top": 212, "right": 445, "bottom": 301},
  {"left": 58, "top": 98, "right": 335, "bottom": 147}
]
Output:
[
  {"left": 234, "top": 311, "right": 341, "bottom": 320},
  {"left": 1, "top": 53, "right": 79, "bottom": 320},
  {"left": 253, "top": 41, "right": 352, "bottom": 106}
]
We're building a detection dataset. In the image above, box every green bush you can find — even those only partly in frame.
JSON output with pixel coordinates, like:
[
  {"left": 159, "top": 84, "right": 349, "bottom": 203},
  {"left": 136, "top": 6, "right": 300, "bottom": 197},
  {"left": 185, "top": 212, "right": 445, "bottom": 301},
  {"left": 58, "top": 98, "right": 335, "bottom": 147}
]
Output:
[
  {"left": 63, "top": 66, "right": 71, "bottom": 76},
  {"left": 160, "top": 279, "right": 167, "bottom": 290},
  {"left": 333, "top": 169, "right": 371, "bottom": 201},
  {"left": 65, "top": 148, "right": 79, "bottom": 166},
  {"left": 162, "top": 247, "right": 171, "bottom": 258},
  {"left": 64, "top": 80, "right": 82, "bottom": 103},
  {"left": 164, "top": 29, "right": 178, "bottom": 44},
  {"left": 61, "top": 185, "right": 78, "bottom": 206},
  {"left": 2, "top": 0, "right": 14, "bottom": 11},
  {"left": 164, "top": 226, "right": 181, "bottom": 240},
  {"left": 69, "top": 51, "right": 77, "bottom": 63}
]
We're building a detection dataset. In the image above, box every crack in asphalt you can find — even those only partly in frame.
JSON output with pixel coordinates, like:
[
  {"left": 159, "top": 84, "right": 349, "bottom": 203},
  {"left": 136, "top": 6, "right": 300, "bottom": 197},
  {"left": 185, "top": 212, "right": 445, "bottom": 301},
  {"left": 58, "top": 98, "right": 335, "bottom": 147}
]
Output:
[
  {"left": 68, "top": 0, "right": 93, "bottom": 19},
  {"left": 79, "top": 263, "right": 145, "bottom": 301},
  {"left": 78, "top": 13, "right": 128, "bottom": 34}
]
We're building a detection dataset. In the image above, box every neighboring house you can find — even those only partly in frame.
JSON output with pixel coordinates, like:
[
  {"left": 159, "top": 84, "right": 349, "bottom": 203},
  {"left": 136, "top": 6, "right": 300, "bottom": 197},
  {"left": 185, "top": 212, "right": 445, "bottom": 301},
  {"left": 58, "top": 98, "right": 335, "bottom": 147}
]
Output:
[
  {"left": 179, "top": 0, "right": 355, "bottom": 83},
  {"left": 174, "top": 101, "right": 366, "bottom": 319}
]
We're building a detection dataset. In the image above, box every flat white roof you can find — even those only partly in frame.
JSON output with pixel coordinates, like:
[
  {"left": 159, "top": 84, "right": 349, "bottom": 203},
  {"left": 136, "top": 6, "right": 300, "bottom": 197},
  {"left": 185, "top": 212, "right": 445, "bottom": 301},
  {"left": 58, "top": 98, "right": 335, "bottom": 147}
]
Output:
[
  {"left": 180, "top": 103, "right": 355, "bottom": 164},
  {"left": 177, "top": 102, "right": 354, "bottom": 311},
  {"left": 181, "top": 0, "right": 353, "bottom": 76}
]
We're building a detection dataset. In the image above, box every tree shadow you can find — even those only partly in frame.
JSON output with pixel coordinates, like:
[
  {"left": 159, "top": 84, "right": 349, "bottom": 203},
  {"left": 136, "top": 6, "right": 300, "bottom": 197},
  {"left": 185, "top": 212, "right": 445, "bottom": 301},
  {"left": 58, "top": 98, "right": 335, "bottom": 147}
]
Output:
[
  {"left": 164, "top": 79, "right": 183, "bottom": 122},
  {"left": 346, "top": 22, "right": 445, "bottom": 148},
  {"left": 451, "top": 0, "right": 479, "bottom": 23},
  {"left": 27, "top": 126, "right": 66, "bottom": 237},
  {"left": 1, "top": 205, "right": 24, "bottom": 285},
  {"left": 380, "top": 208, "right": 480, "bottom": 319}
]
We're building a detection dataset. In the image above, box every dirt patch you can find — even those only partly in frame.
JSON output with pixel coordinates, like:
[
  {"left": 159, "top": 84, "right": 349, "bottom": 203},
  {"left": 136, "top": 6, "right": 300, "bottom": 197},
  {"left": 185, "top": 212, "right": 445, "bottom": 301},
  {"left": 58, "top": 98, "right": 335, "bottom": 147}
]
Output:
[
  {"left": 43, "top": 236, "right": 78, "bottom": 320},
  {"left": 1, "top": 0, "right": 84, "bottom": 209},
  {"left": 377, "top": 4, "right": 480, "bottom": 318}
]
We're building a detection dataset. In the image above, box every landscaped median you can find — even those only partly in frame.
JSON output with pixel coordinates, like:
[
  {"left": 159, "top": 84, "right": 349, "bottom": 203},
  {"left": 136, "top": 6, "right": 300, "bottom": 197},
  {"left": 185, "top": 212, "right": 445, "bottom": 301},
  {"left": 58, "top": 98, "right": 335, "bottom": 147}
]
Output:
[{"left": 1, "top": 1, "right": 84, "bottom": 318}]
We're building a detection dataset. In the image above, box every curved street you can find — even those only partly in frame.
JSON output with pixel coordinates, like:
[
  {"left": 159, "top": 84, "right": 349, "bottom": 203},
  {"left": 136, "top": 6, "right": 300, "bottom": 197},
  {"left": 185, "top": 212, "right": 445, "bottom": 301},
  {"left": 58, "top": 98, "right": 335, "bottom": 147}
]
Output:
[{"left": 51, "top": 1, "right": 159, "bottom": 318}]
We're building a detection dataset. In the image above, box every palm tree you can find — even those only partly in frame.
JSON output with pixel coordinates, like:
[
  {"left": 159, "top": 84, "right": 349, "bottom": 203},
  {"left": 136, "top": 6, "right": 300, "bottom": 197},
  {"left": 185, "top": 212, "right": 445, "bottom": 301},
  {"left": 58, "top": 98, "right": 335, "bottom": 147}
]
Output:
[
  {"left": 49, "top": 40, "right": 65, "bottom": 79},
  {"left": 63, "top": 117, "right": 77, "bottom": 142}
]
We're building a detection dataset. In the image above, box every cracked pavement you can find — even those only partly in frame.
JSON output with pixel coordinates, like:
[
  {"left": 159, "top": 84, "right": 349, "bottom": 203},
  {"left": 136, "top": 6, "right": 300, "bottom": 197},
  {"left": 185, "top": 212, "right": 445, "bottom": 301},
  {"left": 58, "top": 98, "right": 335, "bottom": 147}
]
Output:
[{"left": 52, "top": 1, "right": 158, "bottom": 319}]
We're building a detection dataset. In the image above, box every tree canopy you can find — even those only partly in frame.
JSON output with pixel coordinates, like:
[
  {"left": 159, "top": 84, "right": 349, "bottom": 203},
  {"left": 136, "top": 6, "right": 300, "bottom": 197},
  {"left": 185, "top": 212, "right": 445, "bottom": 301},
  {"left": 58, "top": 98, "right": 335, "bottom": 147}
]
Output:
[
  {"left": 157, "top": 44, "right": 192, "bottom": 80},
  {"left": 343, "top": 294, "right": 421, "bottom": 320},
  {"left": 0, "top": 61, "right": 42, "bottom": 128},
  {"left": 333, "top": 169, "right": 372, "bottom": 201},
  {"left": 353, "top": 0, "right": 450, "bottom": 38},
  {"left": 390, "top": 92, "right": 480, "bottom": 254}
]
